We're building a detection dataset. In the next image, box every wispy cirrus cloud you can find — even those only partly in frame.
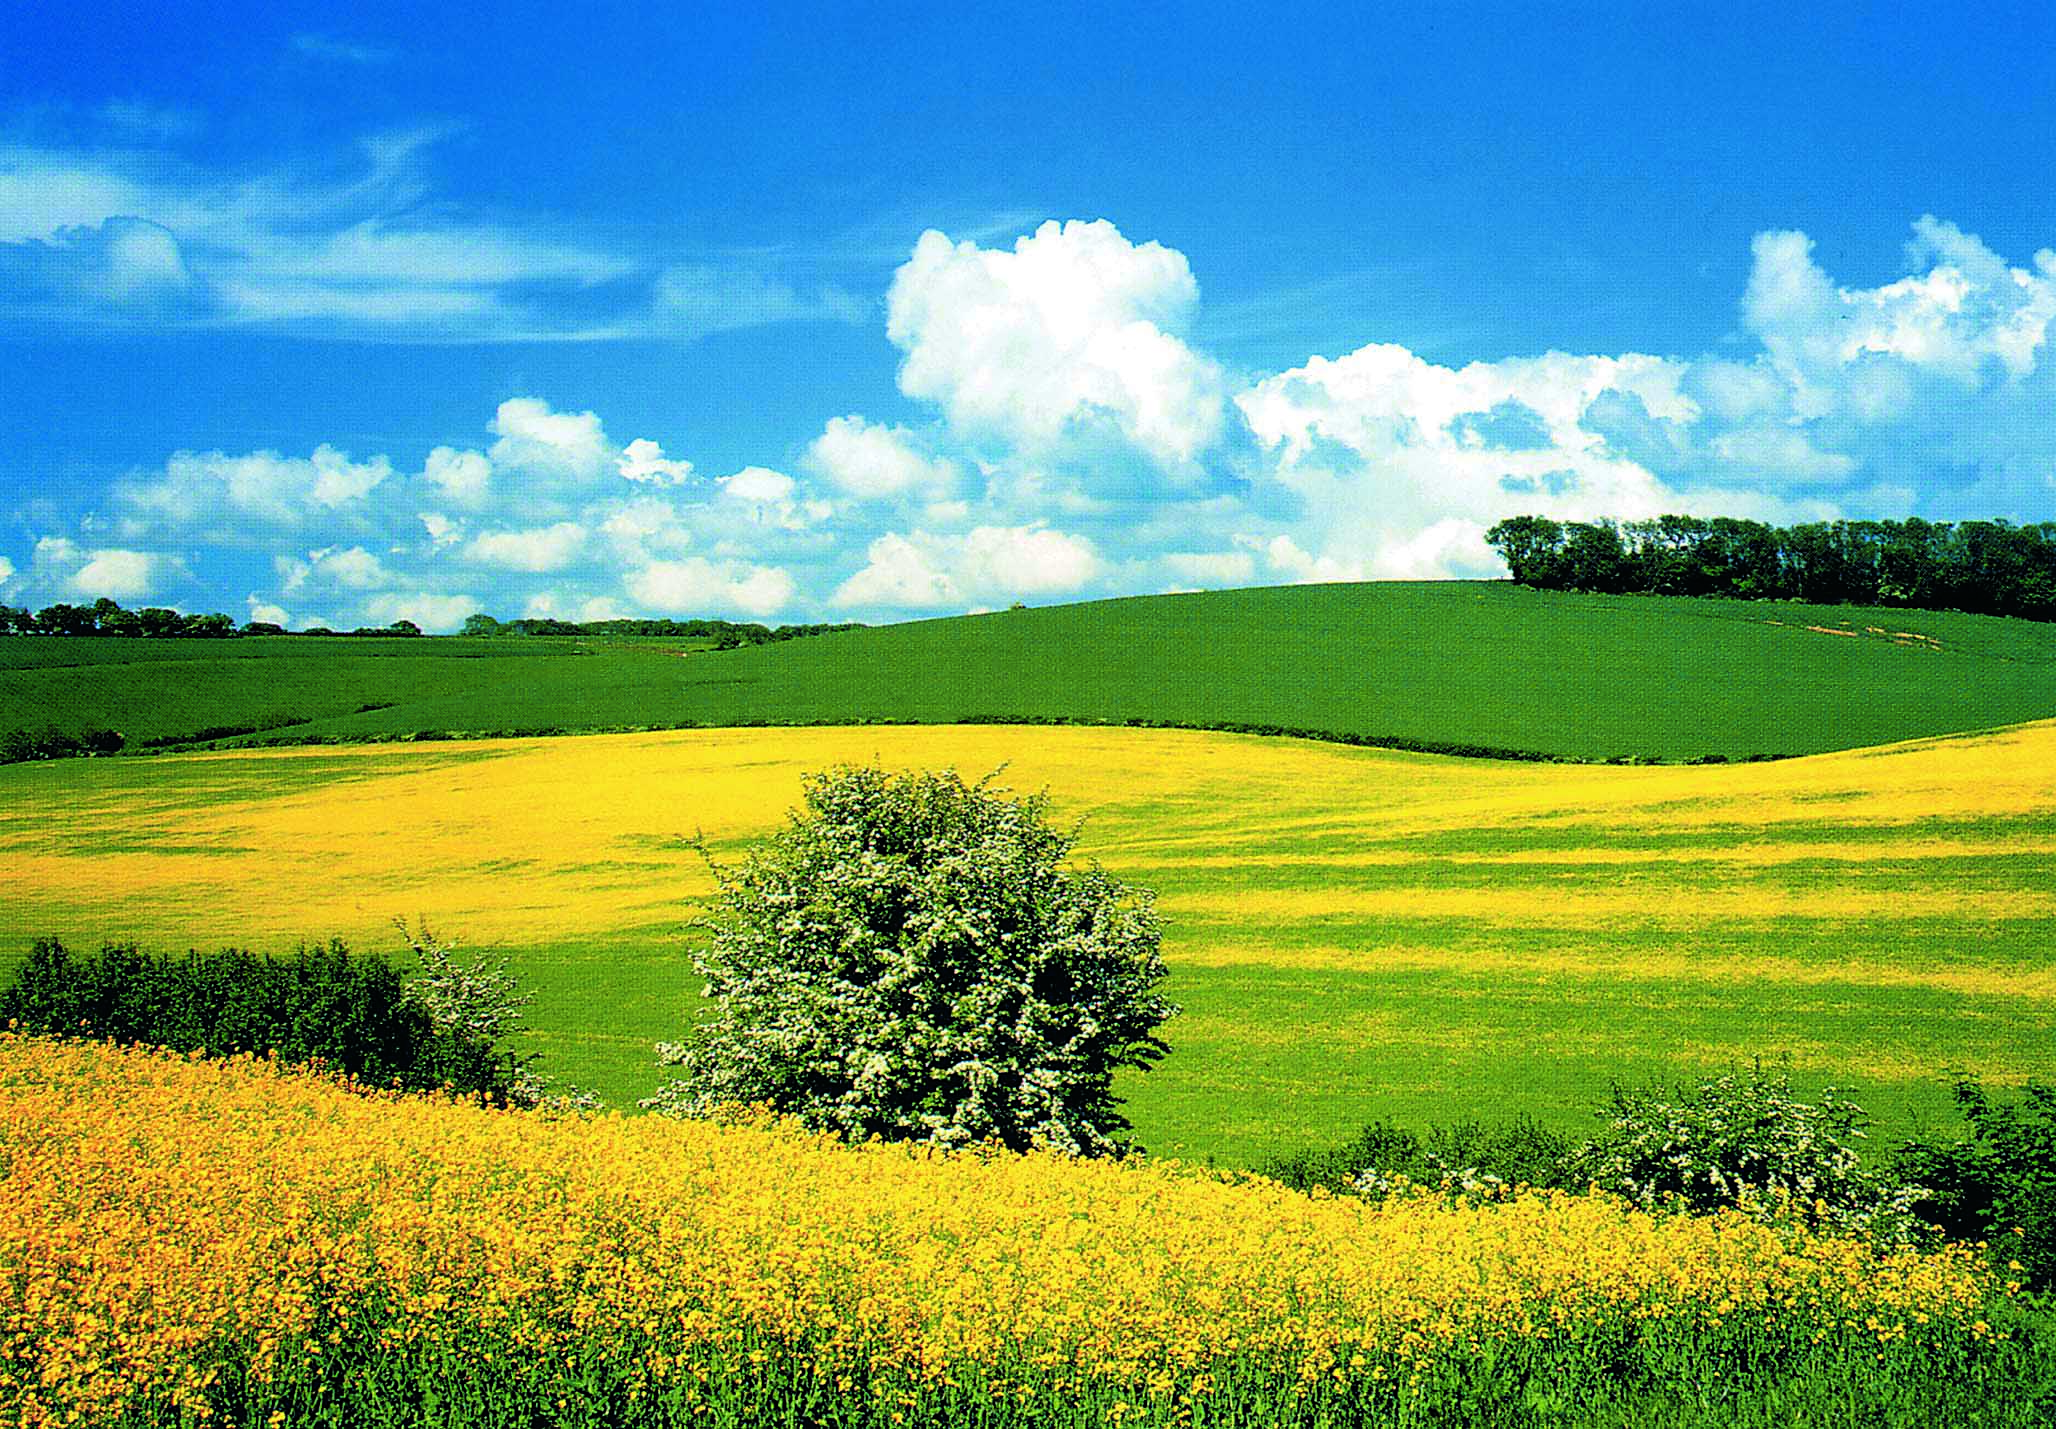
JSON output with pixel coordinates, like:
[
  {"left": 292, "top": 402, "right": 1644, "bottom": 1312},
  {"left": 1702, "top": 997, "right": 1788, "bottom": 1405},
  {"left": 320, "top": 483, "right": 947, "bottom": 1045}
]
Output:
[
  {"left": 95, "top": 99, "right": 205, "bottom": 139},
  {"left": 0, "top": 122, "right": 867, "bottom": 342}
]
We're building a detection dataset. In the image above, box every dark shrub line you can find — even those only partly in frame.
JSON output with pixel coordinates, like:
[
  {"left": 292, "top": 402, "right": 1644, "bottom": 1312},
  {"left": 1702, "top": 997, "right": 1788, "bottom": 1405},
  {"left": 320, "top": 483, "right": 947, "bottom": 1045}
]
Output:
[
  {"left": 1, "top": 725, "right": 124, "bottom": 763},
  {"left": 123, "top": 712, "right": 1790, "bottom": 766},
  {"left": 136, "top": 712, "right": 312, "bottom": 748},
  {"left": 1895, "top": 1079, "right": 2056, "bottom": 1291},
  {"left": 460, "top": 612, "right": 861, "bottom": 644},
  {"left": 0, "top": 937, "right": 526, "bottom": 1104},
  {"left": 0, "top": 596, "right": 863, "bottom": 642},
  {"left": 1266, "top": 1066, "right": 2056, "bottom": 1289}
]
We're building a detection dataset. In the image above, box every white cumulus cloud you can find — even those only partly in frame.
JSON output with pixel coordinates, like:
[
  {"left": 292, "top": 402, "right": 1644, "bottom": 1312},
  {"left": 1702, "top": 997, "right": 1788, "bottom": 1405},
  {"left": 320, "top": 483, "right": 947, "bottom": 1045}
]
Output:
[
  {"left": 1252, "top": 535, "right": 1365, "bottom": 585},
  {"left": 282, "top": 546, "right": 390, "bottom": 592},
  {"left": 361, "top": 592, "right": 478, "bottom": 633},
  {"left": 464, "top": 522, "right": 587, "bottom": 573},
  {"left": 422, "top": 446, "right": 492, "bottom": 502},
  {"left": 803, "top": 415, "right": 957, "bottom": 499},
  {"left": 1160, "top": 550, "right": 1257, "bottom": 587},
  {"left": 598, "top": 497, "right": 694, "bottom": 561},
  {"left": 121, "top": 444, "right": 393, "bottom": 528},
  {"left": 722, "top": 466, "right": 794, "bottom": 504},
  {"left": 833, "top": 525, "right": 1101, "bottom": 610},
  {"left": 419, "top": 512, "right": 463, "bottom": 548},
  {"left": 617, "top": 437, "right": 694, "bottom": 486},
  {"left": 1235, "top": 344, "right": 1701, "bottom": 581},
  {"left": 886, "top": 219, "right": 1226, "bottom": 468},
  {"left": 625, "top": 557, "right": 796, "bottom": 618},
  {"left": 69, "top": 548, "right": 166, "bottom": 599},
  {"left": 714, "top": 466, "right": 829, "bottom": 530},
  {"left": 525, "top": 590, "right": 628, "bottom": 623},
  {"left": 1746, "top": 220, "right": 2056, "bottom": 401},
  {"left": 488, "top": 397, "right": 611, "bottom": 485},
  {"left": 1365, "top": 519, "right": 1503, "bottom": 580}
]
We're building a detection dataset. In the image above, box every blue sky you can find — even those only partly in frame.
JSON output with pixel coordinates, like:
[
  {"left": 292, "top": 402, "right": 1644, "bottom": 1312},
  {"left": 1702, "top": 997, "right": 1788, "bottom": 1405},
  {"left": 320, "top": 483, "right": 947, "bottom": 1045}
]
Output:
[{"left": 4, "top": 2, "right": 2056, "bottom": 628}]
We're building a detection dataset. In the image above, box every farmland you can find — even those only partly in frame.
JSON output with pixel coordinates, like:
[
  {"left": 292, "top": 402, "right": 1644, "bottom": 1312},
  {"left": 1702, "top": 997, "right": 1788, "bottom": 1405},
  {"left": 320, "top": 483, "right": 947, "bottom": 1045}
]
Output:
[
  {"left": 3, "top": 715, "right": 2050, "bottom": 1165},
  {"left": 8, "top": 581, "right": 2056, "bottom": 760},
  {"left": 5, "top": 580, "right": 2056, "bottom": 1426},
  {"left": 7, "top": 1034, "right": 2035, "bottom": 1429}
]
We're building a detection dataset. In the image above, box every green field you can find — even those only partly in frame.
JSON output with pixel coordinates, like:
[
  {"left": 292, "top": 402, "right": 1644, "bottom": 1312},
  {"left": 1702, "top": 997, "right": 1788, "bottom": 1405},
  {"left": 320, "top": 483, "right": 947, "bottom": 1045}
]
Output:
[{"left": 7, "top": 581, "right": 2056, "bottom": 759}]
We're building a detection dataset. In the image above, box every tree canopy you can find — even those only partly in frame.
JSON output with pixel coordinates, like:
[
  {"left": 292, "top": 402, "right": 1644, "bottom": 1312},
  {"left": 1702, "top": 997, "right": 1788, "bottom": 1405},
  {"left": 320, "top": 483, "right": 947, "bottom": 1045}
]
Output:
[{"left": 1487, "top": 515, "right": 2056, "bottom": 620}]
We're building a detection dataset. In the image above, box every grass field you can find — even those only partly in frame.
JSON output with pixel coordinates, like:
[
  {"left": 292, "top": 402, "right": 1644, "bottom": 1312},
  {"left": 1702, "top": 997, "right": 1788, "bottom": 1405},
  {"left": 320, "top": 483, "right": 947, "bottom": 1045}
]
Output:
[
  {"left": 7, "top": 581, "right": 2056, "bottom": 760},
  {"left": 4, "top": 718, "right": 2050, "bottom": 1166}
]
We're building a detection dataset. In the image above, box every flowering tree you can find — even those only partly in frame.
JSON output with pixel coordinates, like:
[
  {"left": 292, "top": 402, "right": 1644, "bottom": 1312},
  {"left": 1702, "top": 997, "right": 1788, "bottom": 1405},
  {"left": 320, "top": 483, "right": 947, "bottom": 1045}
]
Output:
[{"left": 645, "top": 765, "right": 1175, "bottom": 1156}]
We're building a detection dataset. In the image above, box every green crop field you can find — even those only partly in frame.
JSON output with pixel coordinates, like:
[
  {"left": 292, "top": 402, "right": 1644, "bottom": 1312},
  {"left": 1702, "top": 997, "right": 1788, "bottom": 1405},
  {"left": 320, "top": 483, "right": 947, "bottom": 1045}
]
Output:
[{"left": 6, "top": 581, "right": 2056, "bottom": 760}]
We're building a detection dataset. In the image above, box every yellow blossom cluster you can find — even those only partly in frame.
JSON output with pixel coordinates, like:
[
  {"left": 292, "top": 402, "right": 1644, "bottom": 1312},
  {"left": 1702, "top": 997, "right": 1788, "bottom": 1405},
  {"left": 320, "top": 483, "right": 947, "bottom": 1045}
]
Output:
[{"left": 0, "top": 1034, "right": 2001, "bottom": 1426}]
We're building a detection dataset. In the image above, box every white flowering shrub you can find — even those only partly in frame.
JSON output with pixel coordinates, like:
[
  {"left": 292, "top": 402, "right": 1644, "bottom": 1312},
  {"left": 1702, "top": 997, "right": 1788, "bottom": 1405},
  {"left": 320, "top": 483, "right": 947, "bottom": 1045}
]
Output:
[
  {"left": 1578, "top": 1063, "right": 1927, "bottom": 1241},
  {"left": 398, "top": 918, "right": 532, "bottom": 1045},
  {"left": 397, "top": 919, "right": 598, "bottom": 1113},
  {"left": 643, "top": 765, "right": 1175, "bottom": 1156}
]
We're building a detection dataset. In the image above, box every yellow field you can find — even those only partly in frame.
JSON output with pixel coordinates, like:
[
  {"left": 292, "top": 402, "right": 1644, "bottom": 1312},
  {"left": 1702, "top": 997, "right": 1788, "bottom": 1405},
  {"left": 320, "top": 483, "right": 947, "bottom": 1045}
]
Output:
[
  {"left": 0, "top": 1036, "right": 2004, "bottom": 1427},
  {"left": 0, "top": 720, "right": 2051, "bottom": 1158}
]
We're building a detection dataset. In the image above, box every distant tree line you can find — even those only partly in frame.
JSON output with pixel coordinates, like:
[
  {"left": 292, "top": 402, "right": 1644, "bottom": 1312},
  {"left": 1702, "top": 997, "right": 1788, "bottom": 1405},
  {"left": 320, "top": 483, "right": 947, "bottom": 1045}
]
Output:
[
  {"left": 460, "top": 613, "right": 863, "bottom": 647},
  {"left": 1, "top": 725, "right": 125, "bottom": 763},
  {"left": 0, "top": 597, "right": 241, "bottom": 637},
  {"left": 0, "top": 596, "right": 425, "bottom": 639},
  {"left": 1485, "top": 515, "right": 2056, "bottom": 620},
  {"left": 0, "top": 597, "right": 871, "bottom": 643}
]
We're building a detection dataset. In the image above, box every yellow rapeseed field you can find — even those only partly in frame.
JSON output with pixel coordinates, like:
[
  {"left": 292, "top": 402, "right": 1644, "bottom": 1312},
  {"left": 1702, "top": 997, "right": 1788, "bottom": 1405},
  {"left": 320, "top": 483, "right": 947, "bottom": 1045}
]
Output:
[
  {"left": 1, "top": 720, "right": 2049, "bottom": 955},
  {"left": 0, "top": 1035, "right": 2007, "bottom": 1428},
  {"left": 1, "top": 719, "right": 2052, "bottom": 1154}
]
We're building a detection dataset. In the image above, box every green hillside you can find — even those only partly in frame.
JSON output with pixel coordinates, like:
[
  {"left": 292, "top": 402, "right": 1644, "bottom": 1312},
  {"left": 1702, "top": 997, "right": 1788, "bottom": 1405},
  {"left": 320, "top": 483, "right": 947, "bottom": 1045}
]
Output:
[{"left": 5, "top": 581, "right": 2055, "bottom": 760}]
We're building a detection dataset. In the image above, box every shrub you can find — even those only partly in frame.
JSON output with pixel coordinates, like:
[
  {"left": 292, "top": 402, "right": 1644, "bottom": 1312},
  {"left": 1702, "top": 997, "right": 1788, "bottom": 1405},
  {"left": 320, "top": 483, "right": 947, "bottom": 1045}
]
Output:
[
  {"left": 644, "top": 764, "right": 1175, "bottom": 1155},
  {"left": 1259, "top": 1115, "right": 1577, "bottom": 1200},
  {"left": 0, "top": 726, "right": 123, "bottom": 763},
  {"left": 1268, "top": 1067, "right": 1924, "bottom": 1238},
  {"left": 1577, "top": 1062, "right": 1924, "bottom": 1239},
  {"left": 1260, "top": 1119, "right": 1426, "bottom": 1196},
  {"left": 392, "top": 919, "right": 587, "bottom": 1110},
  {"left": 1895, "top": 1078, "right": 2056, "bottom": 1289}
]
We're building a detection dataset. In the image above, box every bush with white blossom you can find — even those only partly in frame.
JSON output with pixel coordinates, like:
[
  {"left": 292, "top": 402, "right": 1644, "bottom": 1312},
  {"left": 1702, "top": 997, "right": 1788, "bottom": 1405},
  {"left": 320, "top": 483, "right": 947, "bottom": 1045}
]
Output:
[
  {"left": 644, "top": 764, "right": 1175, "bottom": 1156},
  {"left": 1578, "top": 1062, "right": 1927, "bottom": 1241}
]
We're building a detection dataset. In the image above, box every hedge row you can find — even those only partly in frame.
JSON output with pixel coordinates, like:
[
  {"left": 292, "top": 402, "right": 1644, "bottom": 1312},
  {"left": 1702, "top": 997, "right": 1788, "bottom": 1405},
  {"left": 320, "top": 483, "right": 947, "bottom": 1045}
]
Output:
[
  {"left": 0, "top": 938, "right": 521, "bottom": 1102},
  {"left": 133, "top": 713, "right": 1789, "bottom": 767}
]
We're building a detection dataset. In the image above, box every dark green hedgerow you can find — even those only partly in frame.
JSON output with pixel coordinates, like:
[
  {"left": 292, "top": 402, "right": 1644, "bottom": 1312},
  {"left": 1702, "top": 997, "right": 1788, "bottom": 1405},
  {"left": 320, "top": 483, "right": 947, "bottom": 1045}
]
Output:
[
  {"left": 1897, "top": 1080, "right": 2056, "bottom": 1291},
  {"left": 1268, "top": 1066, "right": 2056, "bottom": 1289},
  {"left": 134, "top": 710, "right": 1788, "bottom": 767},
  {"left": 0, "top": 724, "right": 124, "bottom": 763},
  {"left": 0, "top": 937, "right": 527, "bottom": 1103}
]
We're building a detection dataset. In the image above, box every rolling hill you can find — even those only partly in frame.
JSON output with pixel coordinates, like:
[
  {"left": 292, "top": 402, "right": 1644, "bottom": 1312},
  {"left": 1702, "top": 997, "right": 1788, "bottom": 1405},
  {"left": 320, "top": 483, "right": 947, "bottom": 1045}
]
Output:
[{"left": 5, "top": 581, "right": 2056, "bottom": 760}]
